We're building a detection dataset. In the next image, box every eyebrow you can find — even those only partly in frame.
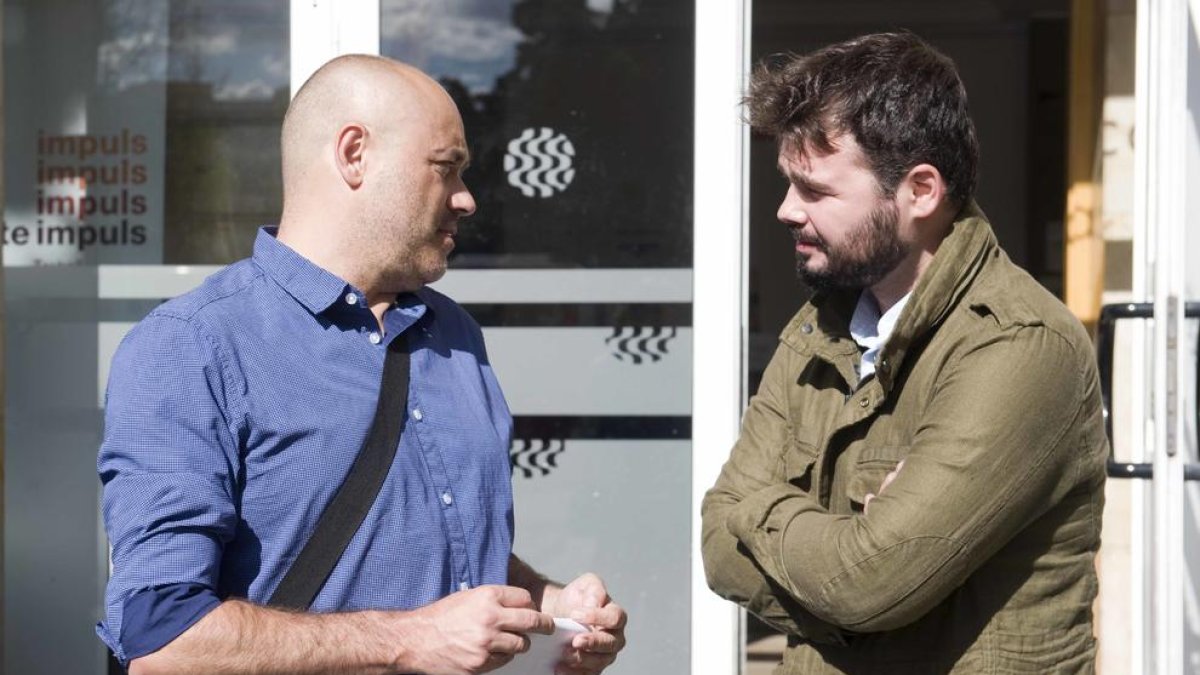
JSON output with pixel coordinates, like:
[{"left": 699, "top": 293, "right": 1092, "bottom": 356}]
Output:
[
  {"left": 433, "top": 147, "right": 471, "bottom": 167},
  {"left": 776, "top": 162, "right": 832, "bottom": 194}
]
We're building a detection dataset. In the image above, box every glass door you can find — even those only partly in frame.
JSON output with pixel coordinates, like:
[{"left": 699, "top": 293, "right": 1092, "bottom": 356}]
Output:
[
  {"left": 3, "top": 1, "right": 290, "bottom": 672},
  {"left": 378, "top": 2, "right": 697, "bottom": 673},
  {"left": 3, "top": 1, "right": 749, "bottom": 673}
]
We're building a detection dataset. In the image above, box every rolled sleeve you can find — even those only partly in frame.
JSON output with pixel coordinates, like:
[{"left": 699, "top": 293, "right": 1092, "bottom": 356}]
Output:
[
  {"left": 97, "top": 314, "right": 242, "bottom": 661},
  {"left": 101, "top": 583, "right": 222, "bottom": 664},
  {"left": 726, "top": 325, "right": 1091, "bottom": 633}
]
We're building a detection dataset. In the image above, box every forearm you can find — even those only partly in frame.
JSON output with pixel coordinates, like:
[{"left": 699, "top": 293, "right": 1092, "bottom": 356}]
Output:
[
  {"left": 508, "top": 554, "right": 561, "bottom": 613},
  {"left": 724, "top": 482, "right": 934, "bottom": 631},
  {"left": 703, "top": 492, "right": 843, "bottom": 642},
  {"left": 129, "top": 599, "right": 418, "bottom": 675},
  {"left": 701, "top": 492, "right": 780, "bottom": 613}
]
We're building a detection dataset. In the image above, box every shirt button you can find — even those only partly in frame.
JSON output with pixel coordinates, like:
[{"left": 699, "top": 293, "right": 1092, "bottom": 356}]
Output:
[
  {"left": 801, "top": 323, "right": 814, "bottom": 334},
  {"left": 458, "top": 581, "right": 470, "bottom": 592},
  {"left": 412, "top": 408, "right": 423, "bottom": 421},
  {"left": 442, "top": 491, "right": 453, "bottom": 506},
  {"left": 368, "top": 331, "right": 381, "bottom": 344},
  {"left": 345, "top": 292, "right": 358, "bottom": 305},
  {"left": 859, "top": 397, "right": 870, "bottom": 409}
]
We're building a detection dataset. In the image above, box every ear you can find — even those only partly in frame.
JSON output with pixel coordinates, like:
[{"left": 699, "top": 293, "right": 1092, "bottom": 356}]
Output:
[
  {"left": 334, "top": 123, "right": 368, "bottom": 189},
  {"left": 899, "top": 163, "right": 946, "bottom": 220}
]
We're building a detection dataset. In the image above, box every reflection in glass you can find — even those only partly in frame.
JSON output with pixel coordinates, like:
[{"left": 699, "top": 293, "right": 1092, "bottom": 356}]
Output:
[
  {"left": 163, "top": 0, "right": 289, "bottom": 264},
  {"left": 383, "top": 0, "right": 694, "bottom": 269},
  {"left": 382, "top": 3, "right": 696, "bottom": 675}
]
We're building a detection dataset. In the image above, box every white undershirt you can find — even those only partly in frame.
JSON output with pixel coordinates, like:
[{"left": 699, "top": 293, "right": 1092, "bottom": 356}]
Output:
[{"left": 849, "top": 290, "right": 912, "bottom": 383}]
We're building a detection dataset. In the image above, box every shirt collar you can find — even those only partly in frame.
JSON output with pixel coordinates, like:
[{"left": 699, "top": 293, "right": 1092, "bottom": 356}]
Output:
[
  {"left": 251, "top": 227, "right": 431, "bottom": 328},
  {"left": 850, "top": 290, "right": 912, "bottom": 353},
  {"left": 253, "top": 227, "right": 349, "bottom": 315}
]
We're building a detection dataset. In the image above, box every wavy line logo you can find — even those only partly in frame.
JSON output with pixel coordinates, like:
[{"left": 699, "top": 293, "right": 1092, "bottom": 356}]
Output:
[
  {"left": 510, "top": 438, "right": 567, "bottom": 478},
  {"left": 503, "top": 127, "right": 576, "bottom": 198},
  {"left": 605, "top": 326, "right": 678, "bottom": 365}
]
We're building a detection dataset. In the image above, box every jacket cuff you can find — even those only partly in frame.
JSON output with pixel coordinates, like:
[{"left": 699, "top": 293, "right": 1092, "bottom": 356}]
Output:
[{"left": 725, "top": 483, "right": 820, "bottom": 591}]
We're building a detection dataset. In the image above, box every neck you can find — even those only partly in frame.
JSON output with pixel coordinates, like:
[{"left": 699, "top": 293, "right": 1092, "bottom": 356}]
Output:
[
  {"left": 276, "top": 210, "right": 399, "bottom": 329},
  {"left": 869, "top": 207, "right": 958, "bottom": 313}
]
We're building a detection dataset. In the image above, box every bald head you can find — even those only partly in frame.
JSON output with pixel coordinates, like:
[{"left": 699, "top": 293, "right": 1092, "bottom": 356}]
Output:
[
  {"left": 280, "top": 54, "right": 457, "bottom": 200},
  {"left": 274, "top": 55, "right": 475, "bottom": 302}
]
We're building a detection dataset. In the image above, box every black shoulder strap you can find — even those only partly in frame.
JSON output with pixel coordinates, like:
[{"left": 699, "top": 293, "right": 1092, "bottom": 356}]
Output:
[{"left": 269, "top": 333, "right": 411, "bottom": 610}]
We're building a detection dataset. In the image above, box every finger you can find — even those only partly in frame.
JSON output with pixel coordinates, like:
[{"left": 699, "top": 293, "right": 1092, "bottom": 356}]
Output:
[
  {"left": 481, "top": 652, "right": 516, "bottom": 673},
  {"left": 556, "top": 649, "right": 618, "bottom": 674},
  {"left": 879, "top": 470, "right": 898, "bottom": 492},
  {"left": 491, "top": 585, "right": 536, "bottom": 608},
  {"left": 571, "top": 573, "right": 610, "bottom": 606},
  {"left": 498, "top": 607, "right": 555, "bottom": 635},
  {"left": 487, "top": 631, "right": 531, "bottom": 655},
  {"left": 571, "top": 603, "right": 627, "bottom": 630},
  {"left": 863, "top": 493, "right": 875, "bottom": 513},
  {"left": 571, "top": 630, "right": 622, "bottom": 653}
]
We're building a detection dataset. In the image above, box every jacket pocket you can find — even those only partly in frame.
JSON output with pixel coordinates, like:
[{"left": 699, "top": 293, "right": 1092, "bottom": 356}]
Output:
[
  {"left": 847, "top": 445, "right": 908, "bottom": 510},
  {"left": 784, "top": 427, "right": 820, "bottom": 492}
]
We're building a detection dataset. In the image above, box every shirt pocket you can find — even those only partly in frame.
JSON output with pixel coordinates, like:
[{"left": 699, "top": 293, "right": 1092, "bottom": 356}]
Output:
[
  {"left": 846, "top": 445, "right": 908, "bottom": 511},
  {"left": 783, "top": 426, "right": 821, "bottom": 492}
]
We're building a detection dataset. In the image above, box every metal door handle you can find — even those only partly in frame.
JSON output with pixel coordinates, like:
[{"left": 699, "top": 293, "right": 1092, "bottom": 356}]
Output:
[{"left": 1097, "top": 302, "right": 1200, "bottom": 480}]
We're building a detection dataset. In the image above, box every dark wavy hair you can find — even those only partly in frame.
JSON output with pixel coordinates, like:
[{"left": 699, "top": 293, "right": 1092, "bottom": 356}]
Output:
[{"left": 747, "top": 32, "right": 979, "bottom": 206}]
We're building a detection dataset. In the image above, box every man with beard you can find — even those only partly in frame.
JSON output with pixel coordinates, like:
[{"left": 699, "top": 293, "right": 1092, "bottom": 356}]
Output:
[
  {"left": 701, "top": 32, "right": 1107, "bottom": 673},
  {"left": 98, "top": 55, "right": 625, "bottom": 674}
]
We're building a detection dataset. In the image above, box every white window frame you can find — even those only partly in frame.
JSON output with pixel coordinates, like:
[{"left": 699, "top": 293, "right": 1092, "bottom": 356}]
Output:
[
  {"left": 1135, "top": 0, "right": 1192, "bottom": 673},
  {"left": 290, "top": 0, "right": 381, "bottom": 94},
  {"left": 692, "top": 1, "right": 751, "bottom": 674}
]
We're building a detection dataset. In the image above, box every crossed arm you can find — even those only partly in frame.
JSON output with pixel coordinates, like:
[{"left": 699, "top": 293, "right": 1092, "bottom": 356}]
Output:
[{"left": 703, "top": 327, "right": 1100, "bottom": 634}]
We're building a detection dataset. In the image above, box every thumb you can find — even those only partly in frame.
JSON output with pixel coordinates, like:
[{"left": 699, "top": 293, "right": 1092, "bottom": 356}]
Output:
[{"left": 577, "top": 574, "right": 607, "bottom": 607}]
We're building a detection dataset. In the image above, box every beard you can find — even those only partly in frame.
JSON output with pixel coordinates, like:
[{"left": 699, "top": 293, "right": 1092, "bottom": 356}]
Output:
[{"left": 794, "top": 201, "right": 907, "bottom": 293}]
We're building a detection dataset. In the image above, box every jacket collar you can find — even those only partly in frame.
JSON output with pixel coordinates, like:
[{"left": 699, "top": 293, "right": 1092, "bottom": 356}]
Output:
[{"left": 782, "top": 201, "right": 998, "bottom": 393}]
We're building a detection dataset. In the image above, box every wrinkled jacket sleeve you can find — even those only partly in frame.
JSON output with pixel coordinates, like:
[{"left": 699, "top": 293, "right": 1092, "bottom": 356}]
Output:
[
  {"left": 701, "top": 342, "right": 845, "bottom": 643},
  {"left": 724, "top": 324, "right": 1100, "bottom": 633}
]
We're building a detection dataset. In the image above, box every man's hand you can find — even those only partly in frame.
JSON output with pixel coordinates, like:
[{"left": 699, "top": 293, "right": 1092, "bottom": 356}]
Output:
[
  {"left": 543, "top": 573, "right": 627, "bottom": 675},
  {"left": 863, "top": 460, "right": 904, "bottom": 514},
  {"left": 404, "top": 585, "right": 555, "bottom": 675}
]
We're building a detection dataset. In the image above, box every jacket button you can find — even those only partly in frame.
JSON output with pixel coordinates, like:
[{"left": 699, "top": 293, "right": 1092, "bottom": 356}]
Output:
[
  {"left": 801, "top": 323, "right": 814, "bottom": 334},
  {"left": 859, "top": 397, "right": 870, "bottom": 408}
]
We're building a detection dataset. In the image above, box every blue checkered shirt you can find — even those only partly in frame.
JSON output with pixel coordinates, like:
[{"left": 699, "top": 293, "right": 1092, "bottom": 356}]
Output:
[{"left": 97, "top": 228, "right": 515, "bottom": 664}]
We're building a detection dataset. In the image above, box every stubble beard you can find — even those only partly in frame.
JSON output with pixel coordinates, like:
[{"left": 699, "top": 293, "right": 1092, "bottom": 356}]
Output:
[
  {"left": 795, "top": 201, "right": 907, "bottom": 294},
  {"left": 367, "top": 189, "right": 454, "bottom": 292}
]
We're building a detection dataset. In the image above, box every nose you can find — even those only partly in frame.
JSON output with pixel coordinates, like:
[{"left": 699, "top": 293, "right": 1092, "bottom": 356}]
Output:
[
  {"left": 776, "top": 185, "right": 808, "bottom": 227},
  {"left": 450, "top": 180, "right": 476, "bottom": 217}
]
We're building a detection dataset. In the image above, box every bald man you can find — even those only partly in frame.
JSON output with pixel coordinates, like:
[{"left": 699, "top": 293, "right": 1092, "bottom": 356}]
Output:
[{"left": 97, "top": 55, "right": 626, "bottom": 675}]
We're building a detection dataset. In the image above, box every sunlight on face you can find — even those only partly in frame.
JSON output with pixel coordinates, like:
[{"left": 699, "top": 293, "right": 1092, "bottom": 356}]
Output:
[{"left": 775, "top": 135, "right": 909, "bottom": 292}]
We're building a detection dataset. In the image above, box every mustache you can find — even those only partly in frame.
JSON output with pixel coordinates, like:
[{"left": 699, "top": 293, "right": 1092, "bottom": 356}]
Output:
[{"left": 791, "top": 228, "right": 823, "bottom": 248}]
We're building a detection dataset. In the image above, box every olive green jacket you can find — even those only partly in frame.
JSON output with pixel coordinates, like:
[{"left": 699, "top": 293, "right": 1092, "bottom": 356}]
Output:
[{"left": 701, "top": 204, "right": 1107, "bottom": 674}]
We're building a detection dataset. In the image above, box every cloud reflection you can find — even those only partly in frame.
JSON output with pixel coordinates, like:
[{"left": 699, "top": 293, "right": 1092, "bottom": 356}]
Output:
[{"left": 382, "top": 0, "right": 521, "bottom": 93}]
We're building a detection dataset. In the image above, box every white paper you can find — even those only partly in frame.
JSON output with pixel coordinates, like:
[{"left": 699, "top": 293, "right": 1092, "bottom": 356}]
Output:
[{"left": 495, "top": 617, "right": 589, "bottom": 675}]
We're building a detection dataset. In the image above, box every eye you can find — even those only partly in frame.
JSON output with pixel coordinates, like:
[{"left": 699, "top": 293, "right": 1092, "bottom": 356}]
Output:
[
  {"left": 794, "top": 182, "right": 826, "bottom": 200},
  {"left": 432, "top": 161, "right": 459, "bottom": 178},
  {"left": 434, "top": 160, "right": 469, "bottom": 179}
]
